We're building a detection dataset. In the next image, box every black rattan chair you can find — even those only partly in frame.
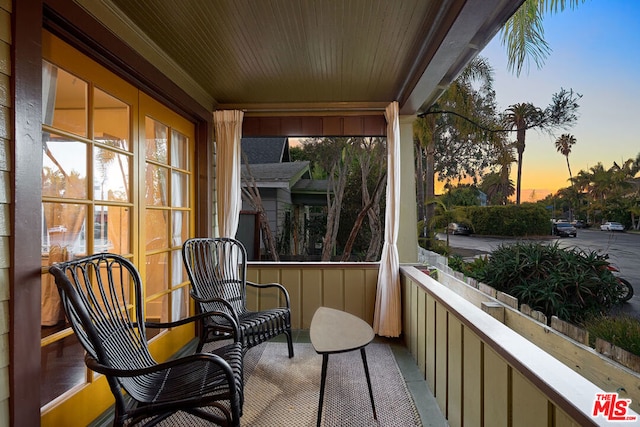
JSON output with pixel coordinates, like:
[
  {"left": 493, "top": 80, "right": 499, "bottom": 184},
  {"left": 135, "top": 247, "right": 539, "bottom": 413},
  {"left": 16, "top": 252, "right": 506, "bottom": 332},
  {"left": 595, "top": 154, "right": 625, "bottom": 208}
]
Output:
[
  {"left": 48, "top": 253, "right": 243, "bottom": 427},
  {"left": 182, "top": 237, "right": 294, "bottom": 358}
]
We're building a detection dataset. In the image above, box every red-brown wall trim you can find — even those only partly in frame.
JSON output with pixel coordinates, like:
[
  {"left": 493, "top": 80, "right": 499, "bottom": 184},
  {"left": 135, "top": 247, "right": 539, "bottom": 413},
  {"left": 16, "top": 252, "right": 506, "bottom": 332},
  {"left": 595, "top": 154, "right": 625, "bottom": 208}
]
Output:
[
  {"left": 11, "top": 0, "right": 45, "bottom": 425},
  {"left": 243, "top": 115, "right": 387, "bottom": 137},
  {"left": 195, "top": 122, "right": 212, "bottom": 236}
]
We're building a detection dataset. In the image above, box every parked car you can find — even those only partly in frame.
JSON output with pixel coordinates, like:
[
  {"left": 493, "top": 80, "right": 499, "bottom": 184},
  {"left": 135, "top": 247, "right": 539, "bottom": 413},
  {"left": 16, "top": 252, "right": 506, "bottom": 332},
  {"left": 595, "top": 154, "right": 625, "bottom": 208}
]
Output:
[
  {"left": 570, "top": 220, "right": 586, "bottom": 228},
  {"left": 553, "top": 222, "right": 577, "bottom": 237},
  {"left": 600, "top": 221, "right": 624, "bottom": 231},
  {"left": 447, "top": 223, "right": 471, "bottom": 235}
]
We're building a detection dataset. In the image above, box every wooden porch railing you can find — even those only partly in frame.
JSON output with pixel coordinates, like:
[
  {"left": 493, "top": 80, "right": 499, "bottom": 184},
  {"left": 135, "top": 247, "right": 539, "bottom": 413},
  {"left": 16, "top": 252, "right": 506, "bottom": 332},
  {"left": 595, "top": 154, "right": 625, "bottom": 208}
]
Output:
[{"left": 248, "top": 261, "right": 639, "bottom": 426}]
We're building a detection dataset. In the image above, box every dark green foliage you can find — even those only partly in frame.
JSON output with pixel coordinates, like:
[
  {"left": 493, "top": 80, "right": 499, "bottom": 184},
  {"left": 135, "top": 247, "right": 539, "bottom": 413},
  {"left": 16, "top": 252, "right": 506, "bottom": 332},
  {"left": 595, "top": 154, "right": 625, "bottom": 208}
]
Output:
[
  {"left": 417, "top": 221, "right": 449, "bottom": 255},
  {"left": 447, "top": 254, "right": 466, "bottom": 272},
  {"left": 337, "top": 165, "right": 371, "bottom": 258},
  {"left": 463, "top": 242, "right": 622, "bottom": 324},
  {"left": 583, "top": 315, "right": 640, "bottom": 357},
  {"left": 428, "top": 238, "right": 450, "bottom": 257},
  {"left": 461, "top": 204, "right": 549, "bottom": 236},
  {"left": 448, "top": 254, "right": 488, "bottom": 277},
  {"left": 440, "top": 185, "right": 482, "bottom": 207}
]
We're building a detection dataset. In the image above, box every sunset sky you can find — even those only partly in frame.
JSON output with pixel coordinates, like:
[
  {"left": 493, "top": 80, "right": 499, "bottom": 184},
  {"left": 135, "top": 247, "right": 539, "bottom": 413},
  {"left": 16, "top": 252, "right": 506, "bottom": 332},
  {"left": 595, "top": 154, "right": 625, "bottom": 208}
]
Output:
[{"left": 477, "top": 0, "right": 640, "bottom": 201}]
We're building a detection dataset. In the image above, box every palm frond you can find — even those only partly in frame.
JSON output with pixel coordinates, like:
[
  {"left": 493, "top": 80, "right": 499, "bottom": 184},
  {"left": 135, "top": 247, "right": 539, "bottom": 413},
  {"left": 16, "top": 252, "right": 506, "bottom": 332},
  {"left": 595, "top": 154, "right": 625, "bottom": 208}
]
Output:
[{"left": 501, "top": 0, "right": 588, "bottom": 76}]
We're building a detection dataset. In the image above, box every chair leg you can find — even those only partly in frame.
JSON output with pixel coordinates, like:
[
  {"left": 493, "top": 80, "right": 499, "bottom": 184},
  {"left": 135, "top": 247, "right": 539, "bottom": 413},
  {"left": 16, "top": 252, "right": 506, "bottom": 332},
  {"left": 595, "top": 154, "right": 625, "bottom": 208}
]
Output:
[
  {"left": 285, "top": 328, "right": 294, "bottom": 358},
  {"left": 196, "top": 327, "right": 207, "bottom": 352}
]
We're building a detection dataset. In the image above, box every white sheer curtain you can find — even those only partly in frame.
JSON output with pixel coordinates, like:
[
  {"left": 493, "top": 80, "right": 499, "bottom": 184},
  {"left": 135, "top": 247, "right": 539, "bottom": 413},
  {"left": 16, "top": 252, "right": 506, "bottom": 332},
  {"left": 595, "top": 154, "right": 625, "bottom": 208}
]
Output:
[
  {"left": 213, "top": 110, "right": 244, "bottom": 238},
  {"left": 171, "top": 132, "right": 185, "bottom": 320},
  {"left": 41, "top": 62, "right": 64, "bottom": 326},
  {"left": 373, "top": 101, "right": 401, "bottom": 337}
]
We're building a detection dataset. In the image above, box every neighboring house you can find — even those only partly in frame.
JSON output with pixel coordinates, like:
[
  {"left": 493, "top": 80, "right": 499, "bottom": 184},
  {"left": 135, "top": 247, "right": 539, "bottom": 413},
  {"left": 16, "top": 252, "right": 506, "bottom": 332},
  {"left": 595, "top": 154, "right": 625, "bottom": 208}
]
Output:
[
  {"left": 240, "top": 138, "right": 328, "bottom": 259},
  {"left": 241, "top": 137, "right": 291, "bottom": 164}
]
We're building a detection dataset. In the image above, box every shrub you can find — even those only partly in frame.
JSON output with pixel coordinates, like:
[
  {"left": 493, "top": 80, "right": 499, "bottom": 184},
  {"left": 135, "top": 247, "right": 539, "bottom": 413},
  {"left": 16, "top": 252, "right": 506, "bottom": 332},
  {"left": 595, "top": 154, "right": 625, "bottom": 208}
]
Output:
[
  {"left": 464, "top": 241, "right": 622, "bottom": 324},
  {"left": 462, "top": 204, "right": 550, "bottom": 236},
  {"left": 448, "top": 254, "right": 488, "bottom": 277},
  {"left": 583, "top": 315, "right": 640, "bottom": 357},
  {"left": 430, "top": 239, "right": 450, "bottom": 256},
  {"left": 448, "top": 254, "right": 466, "bottom": 273}
]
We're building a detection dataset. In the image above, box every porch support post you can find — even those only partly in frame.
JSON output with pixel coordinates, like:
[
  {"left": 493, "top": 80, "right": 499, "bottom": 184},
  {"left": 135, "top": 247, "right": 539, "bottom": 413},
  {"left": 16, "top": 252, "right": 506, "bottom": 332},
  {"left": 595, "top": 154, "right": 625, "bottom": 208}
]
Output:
[{"left": 397, "top": 115, "right": 418, "bottom": 263}]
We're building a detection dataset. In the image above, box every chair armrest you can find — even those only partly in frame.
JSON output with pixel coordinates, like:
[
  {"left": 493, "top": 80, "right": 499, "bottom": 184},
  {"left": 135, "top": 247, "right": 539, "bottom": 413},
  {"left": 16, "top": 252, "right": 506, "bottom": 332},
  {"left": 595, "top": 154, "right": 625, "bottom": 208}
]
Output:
[
  {"left": 143, "top": 310, "right": 240, "bottom": 341},
  {"left": 188, "top": 293, "right": 241, "bottom": 324},
  {"left": 85, "top": 350, "right": 238, "bottom": 386},
  {"left": 246, "top": 281, "right": 291, "bottom": 308}
]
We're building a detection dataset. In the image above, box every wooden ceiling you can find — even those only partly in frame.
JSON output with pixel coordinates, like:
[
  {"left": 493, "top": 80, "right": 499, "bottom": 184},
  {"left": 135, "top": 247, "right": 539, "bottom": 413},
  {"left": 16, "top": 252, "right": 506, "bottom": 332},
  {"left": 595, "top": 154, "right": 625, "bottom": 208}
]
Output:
[{"left": 76, "top": 0, "right": 523, "bottom": 115}]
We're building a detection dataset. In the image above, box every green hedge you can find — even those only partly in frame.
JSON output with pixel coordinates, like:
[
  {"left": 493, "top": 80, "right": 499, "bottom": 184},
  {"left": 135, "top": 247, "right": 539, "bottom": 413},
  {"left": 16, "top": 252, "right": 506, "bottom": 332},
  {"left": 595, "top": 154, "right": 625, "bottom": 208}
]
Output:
[{"left": 460, "top": 203, "right": 550, "bottom": 237}]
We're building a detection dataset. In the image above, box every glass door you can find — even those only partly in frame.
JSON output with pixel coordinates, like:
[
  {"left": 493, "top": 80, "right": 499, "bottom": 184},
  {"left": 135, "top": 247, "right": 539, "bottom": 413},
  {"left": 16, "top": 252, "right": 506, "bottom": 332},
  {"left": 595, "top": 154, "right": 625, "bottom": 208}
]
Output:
[{"left": 40, "top": 32, "right": 195, "bottom": 427}]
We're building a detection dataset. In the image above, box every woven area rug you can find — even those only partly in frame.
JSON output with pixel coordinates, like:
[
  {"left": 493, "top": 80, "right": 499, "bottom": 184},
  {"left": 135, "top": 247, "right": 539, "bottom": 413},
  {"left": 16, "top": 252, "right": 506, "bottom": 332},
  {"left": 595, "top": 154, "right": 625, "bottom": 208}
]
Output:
[{"left": 241, "top": 342, "right": 422, "bottom": 426}]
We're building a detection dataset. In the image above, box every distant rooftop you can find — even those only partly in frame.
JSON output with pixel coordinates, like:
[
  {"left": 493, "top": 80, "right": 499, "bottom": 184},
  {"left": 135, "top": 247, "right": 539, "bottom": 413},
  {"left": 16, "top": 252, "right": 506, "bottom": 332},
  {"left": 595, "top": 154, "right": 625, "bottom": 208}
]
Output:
[
  {"left": 241, "top": 161, "right": 310, "bottom": 185},
  {"left": 241, "top": 137, "right": 290, "bottom": 164}
]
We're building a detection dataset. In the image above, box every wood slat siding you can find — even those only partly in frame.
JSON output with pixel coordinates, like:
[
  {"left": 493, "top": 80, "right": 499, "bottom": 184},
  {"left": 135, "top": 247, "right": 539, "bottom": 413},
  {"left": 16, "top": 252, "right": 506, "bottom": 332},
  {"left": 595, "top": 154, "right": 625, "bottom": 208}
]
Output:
[
  {"left": 0, "top": 1, "right": 10, "bottom": 424},
  {"left": 246, "top": 262, "right": 379, "bottom": 329},
  {"left": 400, "top": 266, "right": 625, "bottom": 427}
]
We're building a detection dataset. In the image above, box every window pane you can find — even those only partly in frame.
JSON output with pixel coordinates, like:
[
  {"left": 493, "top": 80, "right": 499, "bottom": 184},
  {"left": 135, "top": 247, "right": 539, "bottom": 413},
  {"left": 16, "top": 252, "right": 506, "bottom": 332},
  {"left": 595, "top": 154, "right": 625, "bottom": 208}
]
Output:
[
  {"left": 145, "top": 164, "right": 168, "bottom": 206},
  {"left": 146, "top": 209, "right": 168, "bottom": 251},
  {"left": 146, "top": 293, "right": 169, "bottom": 326},
  {"left": 171, "top": 211, "right": 189, "bottom": 248},
  {"left": 97, "top": 205, "right": 131, "bottom": 254},
  {"left": 42, "top": 202, "right": 87, "bottom": 257},
  {"left": 42, "top": 61, "right": 87, "bottom": 137},
  {"left": 171, "top": 250, "right": 188, "bottom": 286},
  {"left": 171, "top": 171, "right": 189, "bottom": 207},
  {"left": 42, "top": 135, "right": 87, "bottom": 199},
  {"left": 145, "top": 117, "right": 168, "bottom": 163},
  {"left": 94, "top": 147, "right": 130, "bottom": 202},
  {"left": 145, "top": 252, "right": 168, "bottom": 298},
  {"left": 146, "top": 288, "right": 188, "bottom": 324},
  {"left": 40, "top": 333, "right": 86, "bottom": 407},
  {"left": 171, "top": 130, "right": 188, "bottom": 169},
  {"left": 171, "top": 286, "right": 189, "bottom": 321},
  {"left": 94, "top": 88, "right": 130, "bottom": 151}
]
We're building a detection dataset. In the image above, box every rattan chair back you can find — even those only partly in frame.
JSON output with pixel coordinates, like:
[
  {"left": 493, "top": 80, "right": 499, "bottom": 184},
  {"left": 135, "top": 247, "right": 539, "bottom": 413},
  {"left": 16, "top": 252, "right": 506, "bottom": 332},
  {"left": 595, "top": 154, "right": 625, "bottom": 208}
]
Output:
[
  {"left": 49, "top": 253, "right": 243, "bottom": 426},
  {"left": 183, "top": 237, "right": 294, "bottom": 357}
]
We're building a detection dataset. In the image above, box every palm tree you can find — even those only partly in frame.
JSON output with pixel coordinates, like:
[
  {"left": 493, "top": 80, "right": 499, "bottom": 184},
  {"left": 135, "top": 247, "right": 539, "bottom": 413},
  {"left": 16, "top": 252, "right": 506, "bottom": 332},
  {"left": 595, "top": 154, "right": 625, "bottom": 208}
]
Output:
[
  {"left": 501, "top": 88, "right": 580, "bottom": 205},
  {"left": 502, "top": 0, "right": 588, "bottom": 76},
  {"left": 480, "top": 171, "right": 515, "bottom": 206},
  {"left": 588, "top": 163, "right": 615, "bottom": 202},
  {"left": 502, "top": 102, "right": 542, "bottom": 204},
  {"left": 555, "top": 133, "right": 576, "bottom": 181},
  {"left": 414, "top": 56, "right": 495, "bottom": 237},
  {"left": 555, "top": 133, "right": 577, "bottom": 220},
  {"left": 571, "top": 168, "right": 594, "bottom": 222},
  {"left": 413, "top": 114, "right": 437, "bottom": 237},
  {"left": 424, "top": 198, "right": 472, "bottom": 253},
  {"left": 497, "top": 0, "right": 591, "bottom": 206}
]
